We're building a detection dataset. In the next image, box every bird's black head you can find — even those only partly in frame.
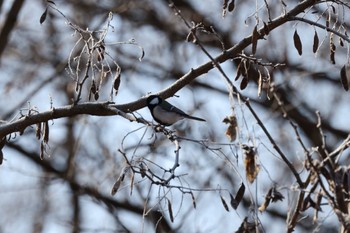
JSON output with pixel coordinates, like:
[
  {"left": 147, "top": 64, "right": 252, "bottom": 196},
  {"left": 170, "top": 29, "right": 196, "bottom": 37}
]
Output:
[{"left": 146, "top": 95, "right": 162, "bottom": 110}]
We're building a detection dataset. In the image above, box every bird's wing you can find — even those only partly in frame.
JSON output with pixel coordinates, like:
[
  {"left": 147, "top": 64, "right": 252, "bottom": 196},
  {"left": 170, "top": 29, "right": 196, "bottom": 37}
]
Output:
[
  {"left": 162, "top": 100, "right": 188, "bottom": 116},
  {"left": 162, "top": 100, "right": 206, "bottom": 122}
]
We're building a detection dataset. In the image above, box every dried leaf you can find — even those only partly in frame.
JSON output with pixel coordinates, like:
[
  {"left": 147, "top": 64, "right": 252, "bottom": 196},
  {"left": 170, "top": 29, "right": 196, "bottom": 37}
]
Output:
[
  {"left": 340, "top": 64, "right": 350, "bottom": 91},
  {"left": 167, "top": 199, "right": 174, "bottom": 222},
  {"left": 220, "top": 195, "right": 230, "bottom": 212},
  {"left": 243, "top": 145, "right": 260, "bottom": 183},
  {"left": 40, "top": 8, "right": 48, "bottom": 24},
  {"left": 43, "top": 121, "right": 49, "bottom": 144},
  {"left": 223, "top": 115, "right": 238, "bottom": 142},
  {"left": 251, "top": 25, "right": 258, "bottom": 55},
  {"left": 293, "top": 30, "right": 302, "bottom": 56},
  {"left": 235, "top": 217, "right": 256, "bottom": 233},
  {"left": 259, "top": 188, "right": 272, "bottom": 212},
  {"left": 313, "top": 31, "right": 319, "bottom": 53},
  {"left": 339, "top": 37, "right": 344, "bottom": 47},
  {"left": 271, "top": 188, "right": 284, "bottom": 202}
]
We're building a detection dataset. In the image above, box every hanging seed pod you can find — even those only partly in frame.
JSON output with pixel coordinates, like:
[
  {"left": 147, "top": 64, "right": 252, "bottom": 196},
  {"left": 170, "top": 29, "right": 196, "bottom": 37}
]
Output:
[
  {"left": 233, "top": 183, "right": 245, "bottom": 209},
  {"left": 235, "top": 61, "right": 242, "bottom": 81},
  {"left": 330, "top": 34, "right": 336, "bottom": 64},
  {"left": 40, "top": 141, "right": 45, "bottom": 160},
  {"left": 340, "top": 64, "right": 350, "bottom": 91},
  {"left": 222, "top": 0, "right": 228, "bottom": 17},
  {"left": 0, "top": 138, "right": 5, "bottom": 165},
  {"left": 220, "top": 195, "right": 230, "bottom": 212},
  {"left": 167, "top": 199, "right": 174, "bottom": 222},
  {"left": 240, "top": 76, "right": 248, "bottom": 90},
  {"left": 293, "top": 29, "right": 302, "bottom": 56},
  {"left": 40, "top": 8, "right": 48, "bottom": 24},
  {"left": 228, "top": 0, "right": 235, "bottom": 12},
  {"left": 313, "top": 31, "right": 319, "bottom": 53},
  {"left": 339, "top": 37, "right": 344, "bottom": 47},
  {"left": 43, "top": 121, "right": 49, "bottom": 144},
  {"left": 251, "top": 25, "right": 259, "bottom": 55},
  {"left": 190, "top": 192, "right": 196, "bottom": 209},
  {"left": 113, "top": 71, "right": 121, "bottom": 95},
  {"left": 35, "top": 123, "right": 42, "bottom": 140},
  {"left": 94, "top": 91, "right": 99, "bottom": 101}
]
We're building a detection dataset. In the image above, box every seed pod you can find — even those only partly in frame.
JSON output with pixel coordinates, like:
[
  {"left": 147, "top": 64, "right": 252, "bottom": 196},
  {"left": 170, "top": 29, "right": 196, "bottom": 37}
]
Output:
[
  {"left": 234, "top": 183, "right": 245, "bottom": 209},
  {"left": 190, "top": 192, "right": 196, "bottom": 209},
  {"left": 222, "top": 0, "right": 229, "bottom": 17},
  {"left": 113, "top": 72, "right": 121, "bottom": 95},
  {"left": 235, "top": 61, "right": 242, "bottom": 81},
  {"left": 220, "top": 195, "right": 230, "bottom": 212},
  {"left": 293, "top": 29, "right": 302, "bottom": 56},
  {"left": 94, "top": 91, "right": 99, "bottom": 100},
  {"left": 340, "top": 64, "right": 350, "bottom": 91},
  {"left": 330, "top": 34, "right": 336, "bottom": 64},
  {"left": 167, "top": 199, "right": 174, "bottom": 222},
  {"left": 251, "top": 25, "right": 259, "bottom": 55},
  {"left": 43, "top": 121, "right": 49, "bottom": 144},
  {"left": 228, "top": 0, "right": 235, "bottom": 12},
  {"left": 40, "top": 141, "right": 45, "bottom": 160},
  {"left": 240, "top": 76, "right": 248, "bottom": 90},
  {"left": 111, "top": 178, "right": 122, "bottom": 196},
  {"left": 40, "top": 8, "right": 48, "bottom": 24},
  {"left": 313, "top": 31, "right": 319, "bottom": 53},
  {"left": 36, "top": 123, "right": 42, "bottom": 140}
]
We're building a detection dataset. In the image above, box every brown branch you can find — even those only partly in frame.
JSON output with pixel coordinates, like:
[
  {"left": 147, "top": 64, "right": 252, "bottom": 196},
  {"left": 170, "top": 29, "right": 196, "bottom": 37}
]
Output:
[{"left": 0, "top": 0, "right": 25, "bottom": 59}]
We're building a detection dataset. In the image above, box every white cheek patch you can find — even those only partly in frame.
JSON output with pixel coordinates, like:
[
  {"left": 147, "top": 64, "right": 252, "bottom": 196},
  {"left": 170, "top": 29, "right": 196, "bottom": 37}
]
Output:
[{"left": 149, "top": 98, "right": 160, "bottom": 105}]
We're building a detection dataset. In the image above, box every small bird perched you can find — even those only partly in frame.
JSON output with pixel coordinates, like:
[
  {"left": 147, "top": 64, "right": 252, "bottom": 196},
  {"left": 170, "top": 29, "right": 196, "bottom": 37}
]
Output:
[{"left": 146, "top": 95, "right": 206, "bottom": 126}]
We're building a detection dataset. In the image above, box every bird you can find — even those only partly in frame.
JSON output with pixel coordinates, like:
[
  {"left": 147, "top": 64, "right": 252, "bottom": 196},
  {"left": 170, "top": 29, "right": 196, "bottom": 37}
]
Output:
[{"left": 146, "top": 95, "right": 206, "bottom": 126}]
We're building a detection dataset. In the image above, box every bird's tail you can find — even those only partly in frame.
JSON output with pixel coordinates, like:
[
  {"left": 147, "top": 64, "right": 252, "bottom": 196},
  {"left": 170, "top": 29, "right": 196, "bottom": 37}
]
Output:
[{"left": 187, "top": 115, "right": 206, "bottom": 122}]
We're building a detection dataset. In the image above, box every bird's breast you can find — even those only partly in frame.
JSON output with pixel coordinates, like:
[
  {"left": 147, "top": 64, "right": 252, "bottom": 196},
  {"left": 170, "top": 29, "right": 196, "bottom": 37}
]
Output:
[{"left": 152, "top": 106, "right": 183, "bottom": 125}]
